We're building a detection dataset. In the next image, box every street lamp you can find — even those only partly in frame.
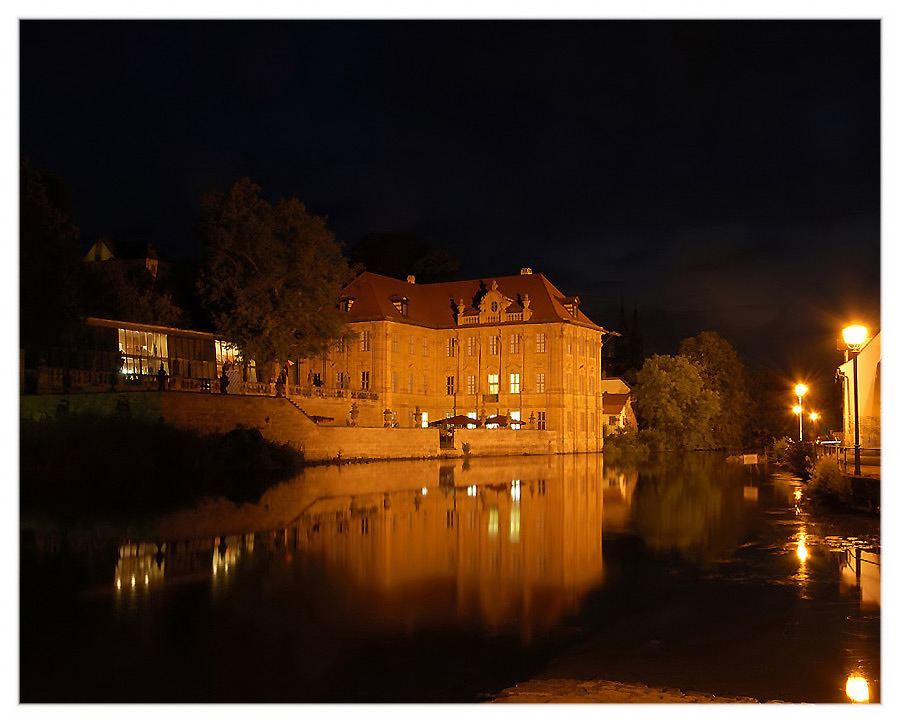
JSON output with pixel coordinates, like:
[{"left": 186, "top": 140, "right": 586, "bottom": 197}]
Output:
[
  {"left": 794, "top": 383, "right": 808, "bottom": 441},
  {"left": 809, "top": 412, "right": 819, "bottom": 442},
  {"left": 842, "top": 324, "right": 868, "bottom": 476}
]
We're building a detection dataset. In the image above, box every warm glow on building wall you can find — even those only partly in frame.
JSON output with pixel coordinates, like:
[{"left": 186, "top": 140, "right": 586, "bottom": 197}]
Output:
[{"left": 290, "top": 270, "right": 610, "bottom": 453}]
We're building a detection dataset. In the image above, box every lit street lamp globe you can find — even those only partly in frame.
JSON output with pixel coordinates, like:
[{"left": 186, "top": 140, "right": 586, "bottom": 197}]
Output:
[
  {"left": 794, "top": 383, "right": 808, "bottom": 398},
  {"left": 793, "top": 405, "right": 802, "bottom": 415},
  {"left": 842, "top": 324, "right": 868, "bottom": 351}
]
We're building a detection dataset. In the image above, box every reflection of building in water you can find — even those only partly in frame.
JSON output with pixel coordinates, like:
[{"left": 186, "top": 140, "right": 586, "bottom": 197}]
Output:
[
  {"left": 104, "top": 457, "right": 605, "bottom": 641},
  {"left": 840, "top": 548, "right": 880, "bottom": 609},
  {"left": 281, "top": 455, "right": 604, "bottom": 639},
  {"left": 601, "top": 463, "right": 638, "bottom": 534},
  {"left": 114, "top": 542, "right": 166, "bottom": 592}
]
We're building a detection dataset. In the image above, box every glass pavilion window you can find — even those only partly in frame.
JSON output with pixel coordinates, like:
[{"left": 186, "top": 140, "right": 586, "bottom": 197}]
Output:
[{"left": 118, "top": 328, "right": 168, "bottom": 375}]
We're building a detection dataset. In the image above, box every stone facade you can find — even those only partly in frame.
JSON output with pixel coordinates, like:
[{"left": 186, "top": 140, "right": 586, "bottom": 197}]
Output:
[{"left": 293, "top": 270, "right": 610, "bottom": 453}]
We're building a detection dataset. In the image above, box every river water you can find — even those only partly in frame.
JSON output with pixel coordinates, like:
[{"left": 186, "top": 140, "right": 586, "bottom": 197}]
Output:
[{"left": 20, "top": 453, "right": 880, "bottom": 703}]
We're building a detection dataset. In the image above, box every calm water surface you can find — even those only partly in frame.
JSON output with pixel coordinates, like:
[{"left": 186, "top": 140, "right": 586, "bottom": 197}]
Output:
[{"left": 20, "top": 453, "right": 880, "bottom": 703}]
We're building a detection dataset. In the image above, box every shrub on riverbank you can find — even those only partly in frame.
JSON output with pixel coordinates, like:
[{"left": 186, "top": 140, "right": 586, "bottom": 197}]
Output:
[
  {"left": 20, "top": 414, "right": 303, "bottom": 522},
  {"left": 807, "top": 458, "right": 850, "bottom": 505}
]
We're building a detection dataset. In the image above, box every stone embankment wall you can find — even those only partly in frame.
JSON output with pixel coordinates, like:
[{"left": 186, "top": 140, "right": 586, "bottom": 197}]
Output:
[
  {"left": 454, "top": 428, "right": 557, "bottom": 457},
  {"left": 21, "top": 392, "right": 562, "bottom": 462}
]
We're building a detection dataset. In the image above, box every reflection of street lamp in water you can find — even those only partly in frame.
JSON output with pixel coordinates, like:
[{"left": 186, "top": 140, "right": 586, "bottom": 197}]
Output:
[{"left": 846, "top": 673, "right": 870, "bottom": 703}]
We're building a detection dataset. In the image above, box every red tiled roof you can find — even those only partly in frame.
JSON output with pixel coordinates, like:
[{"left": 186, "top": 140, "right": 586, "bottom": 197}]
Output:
[
  {"left": 341, "top": 271, "right": 606, "bottom": 330},
  {"left": 602, "top": 393, "right": 631, "bottom": 415}
]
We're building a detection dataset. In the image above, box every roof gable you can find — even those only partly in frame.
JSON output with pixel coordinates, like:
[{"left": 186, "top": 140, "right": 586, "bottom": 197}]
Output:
[{"left": 341, "top": 271, "right": 605, "bottom": 330}]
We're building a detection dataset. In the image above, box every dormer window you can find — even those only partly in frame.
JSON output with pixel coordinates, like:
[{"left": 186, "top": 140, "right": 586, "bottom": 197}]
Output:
[
  {"left": 340, "top": 297, "right": 355, "bottom": 312},
  {"left": 391, "top": 296, "right": 408, "bottom": 315},
  {"left": 562, "top": 296, "right": 580, "bottom": 318}
]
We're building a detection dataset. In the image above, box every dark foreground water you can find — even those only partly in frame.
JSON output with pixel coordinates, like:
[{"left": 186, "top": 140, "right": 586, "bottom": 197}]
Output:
[{"left": 20, "top": 453, "right": 879, "bottom": 703}]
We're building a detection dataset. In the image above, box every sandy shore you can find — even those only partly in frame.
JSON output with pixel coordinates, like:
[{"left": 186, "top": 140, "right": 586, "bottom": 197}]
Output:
[{"left": 490, "top": 678, "right": 766, "bottom": 703}]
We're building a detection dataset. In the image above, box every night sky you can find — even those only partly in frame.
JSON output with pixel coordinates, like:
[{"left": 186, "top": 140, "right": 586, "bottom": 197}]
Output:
[{"left": 20, "top": 20, "right": 880, "bottom": 386}]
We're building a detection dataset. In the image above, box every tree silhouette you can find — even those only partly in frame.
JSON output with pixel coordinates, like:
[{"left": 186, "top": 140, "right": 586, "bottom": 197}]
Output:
[
  {"left": 197, "top": 178, "right": 354, "bottom": 382},
  {"left": 20, "top": 159, "right": 82, "bottom": 360}
]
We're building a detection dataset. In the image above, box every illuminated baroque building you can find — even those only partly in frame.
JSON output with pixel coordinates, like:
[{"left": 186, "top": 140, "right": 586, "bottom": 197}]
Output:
[{"left": 293, "top": 269, "right": 612, "bottom": 453}]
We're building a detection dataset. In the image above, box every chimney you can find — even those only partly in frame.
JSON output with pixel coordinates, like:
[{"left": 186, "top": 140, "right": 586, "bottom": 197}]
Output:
[
  {"left": 407, "top": 275, "right": 416, "bottom": 284},
  {"left": 520, "top": 267, "right": 532, "bottom": 275}
]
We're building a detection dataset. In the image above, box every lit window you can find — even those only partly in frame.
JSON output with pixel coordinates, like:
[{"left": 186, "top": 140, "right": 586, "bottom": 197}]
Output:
[
  {"left": 509, "top": 373, "right": 520, "bottom": 394},
  {"left": 489, "top": 336, "right": 499, "bottom": 355},
  {"left": 446, "top": 376, "right": 455, "bottom": 395},
  {"left": 510, "top": 333, "right": 520, "bottom": 354},
  {"left": 467, "top": 375, "right": 476, "bottom": 395},
  {"left": 360, "top": 331, "right": 370, "bottom": 352},
  {"left": 120, "top": 328, "right": 169, "bottom": 375},
  {"left": 535, "top": 332, "right": 546, "bottom": 353},
  {"left": 488, "top": 374, "right": 499, "bottom": 395},
  {"left": 536, "top": 372, "right": 545, "bottom": 393},
  {"left": 467, "top": 336, "right": 477, "bottom": 356},
  {"left": 446, "top": 338, "right": 457, "bottom": 357},
  {"left": 537, "top": 411, "right": 546, "bottom": 430},
  {"left": 421, "top": 411, "right": 429, "bottom": 428}
]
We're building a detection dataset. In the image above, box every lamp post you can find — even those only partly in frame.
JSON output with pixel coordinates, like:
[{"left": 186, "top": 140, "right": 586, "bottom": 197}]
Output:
[
  {"left": 794, "top": 383, "right": 808, "bottom": 441},
  {"left": 842, "top": 325, "right": 868, "bottom": 476}
]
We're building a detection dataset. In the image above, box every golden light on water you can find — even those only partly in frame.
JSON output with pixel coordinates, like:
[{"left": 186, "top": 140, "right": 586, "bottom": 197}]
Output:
[
  {"left": 845, "top": 673, "right": 870, "bottom": 703},
  {"left": 796, "top": 532, "right": 809, "bottom": 563}
]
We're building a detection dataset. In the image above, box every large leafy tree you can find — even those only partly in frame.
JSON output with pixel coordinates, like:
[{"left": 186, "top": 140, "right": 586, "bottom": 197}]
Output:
[
  {"left": 20, "top": 159, "right": 82, "bottom": 359},
  {"left": 197, "top": 178, "right": 354, "bottom": 381},
  {"left": 678, "top": 331, "right": 752, "bottom": 448},
  {"left": 633, "top": 354, "right": 721, "bottom": 450}
]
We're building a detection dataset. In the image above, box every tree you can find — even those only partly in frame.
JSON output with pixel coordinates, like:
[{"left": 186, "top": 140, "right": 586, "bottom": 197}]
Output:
[
  {"left": 678, "top": 331, "right": 752, "bottom": 448},
  {"left": 81, "top": 260, "right": 186, "bottom": 328},
  {"left": 197, "top": 178, "right": 354, "bottom": 381},
  {"left": 633, "top": 354, "right": 721, "bottom": 450},
  {"left": 20, "top": 159, "right": 82, "bottom": 359}
]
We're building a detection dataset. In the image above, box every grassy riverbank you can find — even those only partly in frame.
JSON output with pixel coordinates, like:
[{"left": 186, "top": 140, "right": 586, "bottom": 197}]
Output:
[{"left": 20, "top": 414, "right": 304, "bottom": 525}]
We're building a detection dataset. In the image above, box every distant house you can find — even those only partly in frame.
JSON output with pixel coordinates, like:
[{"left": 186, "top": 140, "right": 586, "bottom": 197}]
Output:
[
  {"left": 837, "top": 330, "right": 880, "bottom": 448},
  {"left": 602, "top": 392, "right": 637, "bottom": 433},
  {"left": 600, "top": 376, "right": 632, "bottom": 395},
  {"left": 83, "top": 238, "right": 169, "bottom": 279}
]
